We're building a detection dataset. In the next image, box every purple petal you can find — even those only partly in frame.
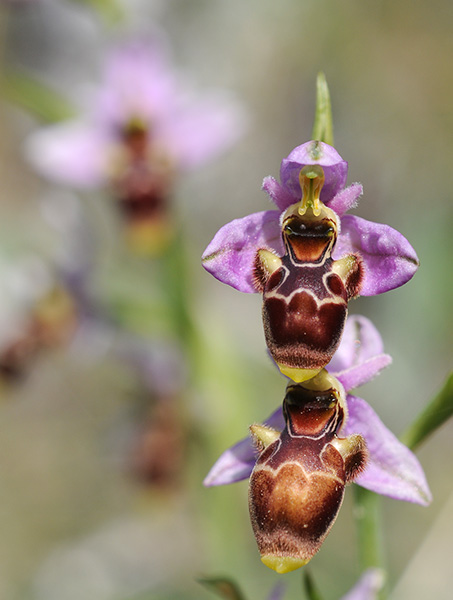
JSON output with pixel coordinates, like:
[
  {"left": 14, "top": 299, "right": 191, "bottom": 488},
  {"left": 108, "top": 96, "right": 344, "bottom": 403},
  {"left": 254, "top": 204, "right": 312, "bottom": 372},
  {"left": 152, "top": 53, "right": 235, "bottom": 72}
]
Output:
[
  {"left": 203, "top": 436, "right": 257, "bottom": 486},
  {"left": 27, "top": 38, "right": 245, "bottom": 188},
  {"left": 262, "top": 175, "right": 298, "bottom": 211},
  {"left": 280, "top": 141, "right": 348, "bottom": 204},
  {"left": 96, "top": 39, "right": 176, "bottom": 128},
  {"left": 98, "top": 40, "right": 245, "bottom": 169},
  {"left": 340, "top": 569, "right": 384, "bottom": 600},
  {"left": 25, "top": 123, "right": 107, "bottom": 188},
  {"left": 202, "top": 211, "right": 283, "bottom": 293},
  {"left": 267, "top": 582, "right": 286, "bottom": 600},
  {"left": 344, "top": 396, "right": 432, "bottom": 505},
  {"left": 163, "top": 93, "right": 246, "bottom": 170},
  {"left": 328, "top": 183, "right": 363, "bottom": 217},
  {"left": 333, "top": 215, "right": 419, "bottom": 296},
  {"left": 328, "top": 315, "right": 385, "bottom": 373},
  {"left": 329, "top": 315, "right": 392, "bottom": 391},
  {"left": 204, "top": 407, "right": 284, "bottom": 487},
  {"left": 335, "top": 354, "right": 392, "bottom": 393}
]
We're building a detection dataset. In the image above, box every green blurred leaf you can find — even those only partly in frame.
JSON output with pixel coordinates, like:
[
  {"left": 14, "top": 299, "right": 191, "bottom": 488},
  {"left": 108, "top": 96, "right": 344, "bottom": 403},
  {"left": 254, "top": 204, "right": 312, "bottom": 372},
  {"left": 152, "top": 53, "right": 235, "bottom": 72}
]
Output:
[
  {"left": 302, "top": 570, "right": 324, "bottom": 600},
  {"left": 70, "top": 0, "right": 125, "bottom": 26},
  {"left": 311, "top": 72, "right": 334, "bottom": 146},
  {"left": 1, "top": 71, "right": 76, "bottom": 123},
  {"left": 400, "top": 372, "right": 453, "bottom": 451},
  {"left": 198, "top": 577, "right": 246, "bottom": 600}
]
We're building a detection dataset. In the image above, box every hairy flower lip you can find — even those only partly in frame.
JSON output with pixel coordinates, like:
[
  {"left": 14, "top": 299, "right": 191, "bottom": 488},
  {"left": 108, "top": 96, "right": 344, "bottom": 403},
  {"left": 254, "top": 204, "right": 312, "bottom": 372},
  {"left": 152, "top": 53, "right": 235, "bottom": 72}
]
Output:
[{"left": 203, "top": 315, "right": 431, "bottom": 507}]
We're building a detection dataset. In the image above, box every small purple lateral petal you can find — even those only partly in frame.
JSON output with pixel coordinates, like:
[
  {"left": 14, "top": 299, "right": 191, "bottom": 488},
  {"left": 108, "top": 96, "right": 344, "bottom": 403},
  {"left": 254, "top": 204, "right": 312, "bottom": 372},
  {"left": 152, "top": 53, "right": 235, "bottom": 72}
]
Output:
[
  {"left": 333, "top": 215, "right": 419, "bottom": 296},
  {"left": 280, "top": 141, "right": 348, "bottom": 204},
  {"left": 335, "top": 354, "right": 392, "bottom": 393},
  {"left": 203, "top": 406, "right": 284, "bottom": 487},
  {"left": 345, "top": 396, "right": 432, "bottom": 506},
  {"left": 328, "top": 315, "right": 385, "bottom": 373},
  {"left": 203, "top": 436, "right": 256, "bottom": 487},
  {"left": 340, "top": 569, "right": 384, "bottom": 600},
  {"left": 327, "top": 183, "right": 363, "bottom": 217},
  {"left": 267, "top": 581, "right": 286, "bottom": 600},
  {"left": 202, "top": 210, "right": 283, "bottom": 293},
  {"left": 262, "top": 176, "right": 297, "bottom": 212}
]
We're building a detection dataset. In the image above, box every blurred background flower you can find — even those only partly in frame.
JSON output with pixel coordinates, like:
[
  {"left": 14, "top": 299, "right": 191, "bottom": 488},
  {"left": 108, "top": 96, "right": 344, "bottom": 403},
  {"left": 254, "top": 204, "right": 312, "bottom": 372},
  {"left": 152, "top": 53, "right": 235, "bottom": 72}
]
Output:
[
  {"left": 0, "top": 1, "right": 452, "bottom": 599},
  {"left": 25, "top": 35, "right": 245, "bottom": 254}
]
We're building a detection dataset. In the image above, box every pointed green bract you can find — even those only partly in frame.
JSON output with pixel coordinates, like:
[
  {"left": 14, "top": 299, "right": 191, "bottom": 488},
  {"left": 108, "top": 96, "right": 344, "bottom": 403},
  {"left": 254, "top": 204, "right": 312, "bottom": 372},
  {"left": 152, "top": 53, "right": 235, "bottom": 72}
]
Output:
[
  {"left": 1, "top": 71, "right": 77, "bottom": 124},
  {"left": 303, "top": 570, "right": 325, "bottom": 600},
  {"left": 198, "top": 577, "right": 246, "bottom": 600},
  {"left": 311, "top": 72, "right": 334, "bottom": 146},
  {"left": 400, "top": 372, "right": 453, "bottom": 451}
]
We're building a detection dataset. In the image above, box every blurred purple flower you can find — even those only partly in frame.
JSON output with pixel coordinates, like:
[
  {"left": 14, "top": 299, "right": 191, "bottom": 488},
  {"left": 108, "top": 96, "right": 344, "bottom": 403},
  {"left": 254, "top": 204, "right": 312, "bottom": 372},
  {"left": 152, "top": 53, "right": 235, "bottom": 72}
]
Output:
[
  {"left": 25, "top": 38, "right": 245, "bottom": 189},
  {"left": 265, "top": 569, "right": 382, "bottom": 600},
  {"left": 341, "top": 569, "right": 384, "bottom": 600},
  {"left": 267, "top": 581, "right": 286, "bottom": 600},
  {"left": 204, "top": 314, "right": 431, "bottom": 506},
  {"left": 202, "top": 141, "right": 418, "bottom": 296}
]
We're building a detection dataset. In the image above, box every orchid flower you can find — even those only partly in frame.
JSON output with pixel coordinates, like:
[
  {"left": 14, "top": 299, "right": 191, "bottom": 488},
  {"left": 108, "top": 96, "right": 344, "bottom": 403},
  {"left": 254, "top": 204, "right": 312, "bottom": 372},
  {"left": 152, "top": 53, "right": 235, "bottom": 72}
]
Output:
[
  {"left": 203, "top": 141, "right": 418, "bottom": 297},
  {"left": 204, "top": 314, "right": 431, "bottom": 506},
  {"left": 26, "top": 38, "right": 245, "bottom": 189},
  {"left": 25, "top": 38, "right": 245, "bottom": 253},
  {"left": 203, "top": 141, "right": 418, "bottom": 381},
  {"left": 204, "top": 315, "right": 430, "bottom": 572}
]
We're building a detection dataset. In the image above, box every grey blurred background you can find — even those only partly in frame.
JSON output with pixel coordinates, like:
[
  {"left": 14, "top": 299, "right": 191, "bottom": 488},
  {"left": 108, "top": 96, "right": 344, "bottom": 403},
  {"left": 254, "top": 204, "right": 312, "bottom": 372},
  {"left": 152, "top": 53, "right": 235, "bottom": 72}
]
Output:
[{"left": 0, "top": 0, "right": 452, "bottom": 598}]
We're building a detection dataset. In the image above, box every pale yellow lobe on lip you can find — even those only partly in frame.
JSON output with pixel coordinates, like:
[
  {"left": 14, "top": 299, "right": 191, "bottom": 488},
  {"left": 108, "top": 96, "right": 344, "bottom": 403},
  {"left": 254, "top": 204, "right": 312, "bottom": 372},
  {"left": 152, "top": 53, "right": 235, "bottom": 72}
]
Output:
[
  {"left": 277, "top": 363, "right": 320, "bottom": 383},
  {"left": 261, "top": 555, "right": 309, "bottom": 574},
  {"left": 257, "top": 249, "right": 282, "bottom": 277},
  {"left": 249, "top": 424, "right": 280, "bottom": 449}
]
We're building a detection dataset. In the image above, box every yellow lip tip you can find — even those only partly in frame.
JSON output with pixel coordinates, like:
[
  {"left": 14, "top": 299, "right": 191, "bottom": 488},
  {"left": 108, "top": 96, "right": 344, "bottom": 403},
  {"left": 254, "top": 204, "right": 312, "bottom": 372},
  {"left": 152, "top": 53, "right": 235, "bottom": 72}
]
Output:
[
  {"left": 277, "top": 364, "right": 320, "bottom": 383},
  {"left": 261, "top": 555, "right": 309, "bottom": 574}
]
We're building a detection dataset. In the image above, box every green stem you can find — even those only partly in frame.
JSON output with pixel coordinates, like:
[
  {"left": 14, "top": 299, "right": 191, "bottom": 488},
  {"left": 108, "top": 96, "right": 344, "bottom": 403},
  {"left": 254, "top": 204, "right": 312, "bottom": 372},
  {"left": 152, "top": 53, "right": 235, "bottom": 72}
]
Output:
[
  {"left": 161, "top": 230, "right": 196, "bottom": 349},
  {"left": 160, "top": 228, "right": 206, "bottom": 392},
  {"left": 353, "top": 375, "right": 453, "bottom": 599},
  {"left": 303, "top": 569, "right": 325, "bottom": 600},
  {"left": 353, "top": 486, "right": 387, "bottom": 599},
  {"left": 400, "top": 372, "right": 453, "bottom": 451}
]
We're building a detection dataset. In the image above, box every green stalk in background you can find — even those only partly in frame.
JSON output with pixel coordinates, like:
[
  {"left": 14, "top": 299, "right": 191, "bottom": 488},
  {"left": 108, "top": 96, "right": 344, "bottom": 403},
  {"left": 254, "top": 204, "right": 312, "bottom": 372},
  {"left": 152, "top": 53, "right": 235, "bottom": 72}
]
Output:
[{"left": 401, "top": 372, "right": 453, "bottom": 451}]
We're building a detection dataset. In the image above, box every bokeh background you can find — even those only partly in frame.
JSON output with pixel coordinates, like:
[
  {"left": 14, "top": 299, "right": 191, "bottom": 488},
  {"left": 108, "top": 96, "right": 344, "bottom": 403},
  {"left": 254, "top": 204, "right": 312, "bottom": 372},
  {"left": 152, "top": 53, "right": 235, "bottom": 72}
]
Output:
[{"left": 0, "top": 0, "right": 452, "bottom": 599}]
